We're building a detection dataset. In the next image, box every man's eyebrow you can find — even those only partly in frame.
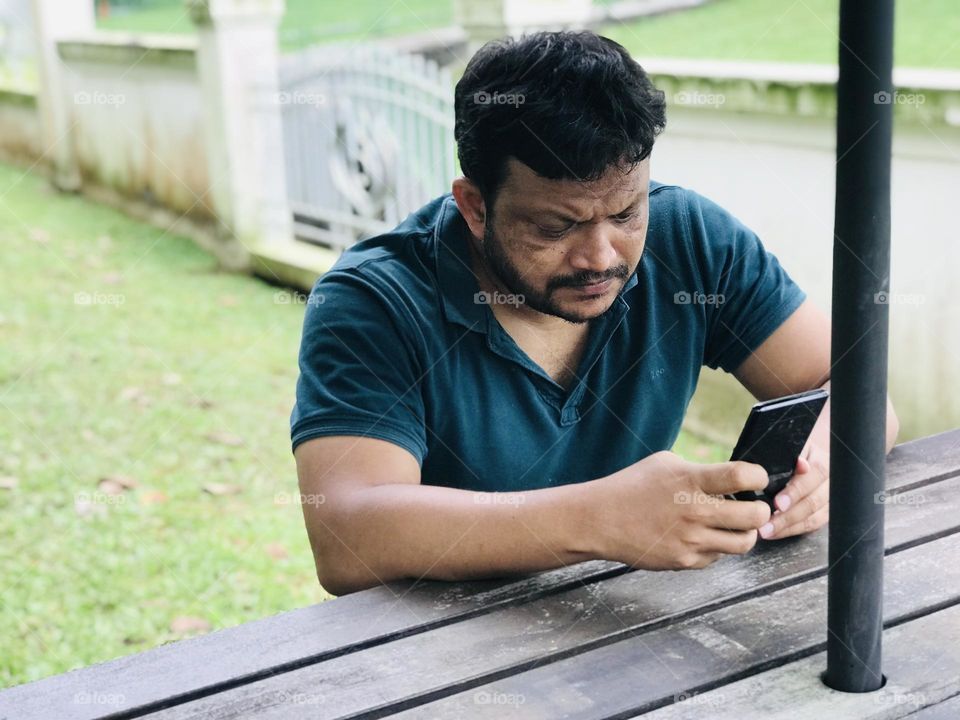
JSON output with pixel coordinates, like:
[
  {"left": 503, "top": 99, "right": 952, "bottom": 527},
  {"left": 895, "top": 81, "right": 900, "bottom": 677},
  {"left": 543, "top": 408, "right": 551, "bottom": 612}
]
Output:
[
  {"left": 519, "top": 208, "right": 584, "bottom": 224},
  {"left": 611, "top": 192, "right": 648, "bottom": 216},
  {"left": 519, "top": 191, "right": 649, "bottom": 223}
]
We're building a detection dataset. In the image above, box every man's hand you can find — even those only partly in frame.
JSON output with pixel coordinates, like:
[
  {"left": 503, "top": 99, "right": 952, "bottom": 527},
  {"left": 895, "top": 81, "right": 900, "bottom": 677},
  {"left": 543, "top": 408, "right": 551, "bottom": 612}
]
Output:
[
  {"left": 590, "top": 451, "right": 772, "bottom": 571},
  {"left": 759, "top": 442, "right": 830, "bottom": 540}
]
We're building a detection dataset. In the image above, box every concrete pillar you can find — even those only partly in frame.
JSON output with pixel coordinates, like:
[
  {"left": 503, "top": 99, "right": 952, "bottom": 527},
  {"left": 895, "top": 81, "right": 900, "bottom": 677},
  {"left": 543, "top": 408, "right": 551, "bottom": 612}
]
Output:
[
  {"left": 29, "top": 0, "right": 94, "bottom": 190},
  {"left": 189, "top": 0, "right": 293, "bottom": 262},
  {"left": 455, "top": 0, "right": 593, "bottom": 54}
]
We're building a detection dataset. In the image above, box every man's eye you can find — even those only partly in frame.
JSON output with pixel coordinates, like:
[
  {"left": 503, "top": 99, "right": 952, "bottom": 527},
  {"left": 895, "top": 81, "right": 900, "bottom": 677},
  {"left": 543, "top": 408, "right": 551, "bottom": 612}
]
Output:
[
  {"left": 614, "top": 210, "right": 638, "bottom": 223},
  {"left": 537, "top": 224, "right": 573, "bottom": 238}
]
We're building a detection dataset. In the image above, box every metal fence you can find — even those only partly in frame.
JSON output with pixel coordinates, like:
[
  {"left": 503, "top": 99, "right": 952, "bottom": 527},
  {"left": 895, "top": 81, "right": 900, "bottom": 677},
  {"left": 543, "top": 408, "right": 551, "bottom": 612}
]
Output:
[{"left": 277, "top": 43, "right": 457, "bottom": 251}]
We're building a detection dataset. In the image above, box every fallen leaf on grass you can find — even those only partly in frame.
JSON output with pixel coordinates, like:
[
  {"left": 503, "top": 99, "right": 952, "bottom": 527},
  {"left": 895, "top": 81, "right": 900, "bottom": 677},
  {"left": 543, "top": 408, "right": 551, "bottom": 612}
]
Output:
[
  {"left": 265, "top": 542, "right": 288, "bottom": 560},
  {"left": 204, "top": 431, "right": 243, "bottom": 447},
  {"left": 139, "top": 490, "right": 168, "bottom": 505},
  {"left": 202, "top": 483, "right": 242, "bottom": 496},
  {"left": 118, "top": 386, "right": 153, "bottom": 407},
  {"left": 97, "top": 475, "right": 138, "bottom": 495},
  {"left": 169, "top": 616, "right": 211, "bottom": 636}
]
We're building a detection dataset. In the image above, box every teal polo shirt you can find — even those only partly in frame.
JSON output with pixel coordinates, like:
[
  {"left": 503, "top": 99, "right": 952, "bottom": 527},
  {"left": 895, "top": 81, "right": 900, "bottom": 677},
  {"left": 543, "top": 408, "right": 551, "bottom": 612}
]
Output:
[{"left": 290, "top": 181, "right": 807, "bottom": 492}]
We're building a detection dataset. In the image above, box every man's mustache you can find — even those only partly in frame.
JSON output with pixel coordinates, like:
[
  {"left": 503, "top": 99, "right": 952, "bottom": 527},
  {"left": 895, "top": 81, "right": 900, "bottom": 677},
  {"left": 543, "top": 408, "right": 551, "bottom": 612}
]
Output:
[{"left": 551, "top": 265, "right": 630, "bottom": 289}]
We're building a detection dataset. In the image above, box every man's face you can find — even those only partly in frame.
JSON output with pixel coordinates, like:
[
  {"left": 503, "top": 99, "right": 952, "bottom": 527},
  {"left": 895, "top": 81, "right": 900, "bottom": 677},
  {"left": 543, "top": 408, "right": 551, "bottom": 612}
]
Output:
[{"left": 477, "top": 157, "right": 650, "bottom": 324}]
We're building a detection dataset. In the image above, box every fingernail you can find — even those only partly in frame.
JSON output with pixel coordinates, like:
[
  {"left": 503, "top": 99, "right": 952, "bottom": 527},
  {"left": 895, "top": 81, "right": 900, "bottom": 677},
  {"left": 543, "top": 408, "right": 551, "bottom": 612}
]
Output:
[
  {"left": 759, "top": 523, "right": 775, "bottom": 539},
  {"left": 777, "top": 494, "right": 792, "bottom": 511}
]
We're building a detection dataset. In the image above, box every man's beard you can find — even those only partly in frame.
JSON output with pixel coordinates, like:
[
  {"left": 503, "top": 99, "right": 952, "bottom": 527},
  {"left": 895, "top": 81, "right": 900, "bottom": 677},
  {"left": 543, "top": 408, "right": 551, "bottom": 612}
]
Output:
[{"left": 479, "top": 221, "right": 630, "bottom": 324}]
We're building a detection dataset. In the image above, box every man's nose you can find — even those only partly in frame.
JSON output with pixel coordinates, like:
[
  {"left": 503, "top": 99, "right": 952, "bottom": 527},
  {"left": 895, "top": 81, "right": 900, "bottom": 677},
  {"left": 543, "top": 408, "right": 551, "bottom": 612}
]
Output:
[{"left": 569, "top": 224, "right": 618, "bottom": 274}]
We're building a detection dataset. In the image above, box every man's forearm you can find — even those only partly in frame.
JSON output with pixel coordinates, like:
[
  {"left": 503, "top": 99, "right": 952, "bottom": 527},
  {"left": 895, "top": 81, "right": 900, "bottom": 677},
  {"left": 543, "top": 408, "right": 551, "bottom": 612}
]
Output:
[{"left": 310, "top": 481, "right": 600, "bottom": 595}]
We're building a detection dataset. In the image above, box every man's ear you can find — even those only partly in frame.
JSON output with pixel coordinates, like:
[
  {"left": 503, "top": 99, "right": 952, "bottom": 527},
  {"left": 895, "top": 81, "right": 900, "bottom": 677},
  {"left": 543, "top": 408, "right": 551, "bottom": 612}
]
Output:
[{"left": 451, "top": 177, "right": 487, "bottom": 240}]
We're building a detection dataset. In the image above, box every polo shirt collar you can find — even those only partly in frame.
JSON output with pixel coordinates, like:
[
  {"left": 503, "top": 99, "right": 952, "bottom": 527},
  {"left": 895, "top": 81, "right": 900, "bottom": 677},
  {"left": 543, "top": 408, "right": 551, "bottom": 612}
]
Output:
[{"left": 434, "top": 195, "right": 639, "bottom": 332}]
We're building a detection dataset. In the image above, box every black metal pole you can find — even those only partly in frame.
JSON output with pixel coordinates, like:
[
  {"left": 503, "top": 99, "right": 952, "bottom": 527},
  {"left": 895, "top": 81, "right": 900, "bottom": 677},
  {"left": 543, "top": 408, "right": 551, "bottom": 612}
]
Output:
[{"left": 823, "top": 0, "right": 895, "bottom": 693}]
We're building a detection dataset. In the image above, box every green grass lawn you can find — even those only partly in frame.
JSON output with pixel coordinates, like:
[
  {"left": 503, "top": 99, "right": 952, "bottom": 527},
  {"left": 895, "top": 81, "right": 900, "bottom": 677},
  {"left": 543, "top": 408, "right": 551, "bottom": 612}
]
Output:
[
  {"left": 0, "top": 161, "right": 327, "bottom": 687},
  {"left": 96, "top": 0, "right": 453, "bottom": 50},
  {"left": 602, "top": 0, "right": 960, "bottom": 68},
  {"left": 0, "top": 161, "right": 726, "bottom": 687},
  {"left": 93, "top": 0, "right": 960, "bottom": 68}
]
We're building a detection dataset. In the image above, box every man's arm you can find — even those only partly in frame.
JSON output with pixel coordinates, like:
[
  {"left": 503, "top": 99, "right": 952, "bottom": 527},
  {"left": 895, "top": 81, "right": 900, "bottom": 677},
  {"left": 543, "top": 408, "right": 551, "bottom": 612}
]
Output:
[
  {"left": 732, "top": 298, "right": 900, "bottom": 539},
  {"left": 294, "top": 435, "right": 596, "bottom": 595},
  {"left": 295, "top": 435, "right": 773, "bottom": 595}
]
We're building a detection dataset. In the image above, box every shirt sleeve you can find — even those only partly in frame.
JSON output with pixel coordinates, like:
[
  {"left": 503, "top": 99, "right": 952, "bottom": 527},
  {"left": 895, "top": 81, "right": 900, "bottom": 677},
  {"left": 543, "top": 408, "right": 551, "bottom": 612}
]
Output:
[
  {"left": 687, "top": 190, "right": 808, "bottom": 374},
  {"left": 289, "top": 268, "right": 428, "bottom": 465}
]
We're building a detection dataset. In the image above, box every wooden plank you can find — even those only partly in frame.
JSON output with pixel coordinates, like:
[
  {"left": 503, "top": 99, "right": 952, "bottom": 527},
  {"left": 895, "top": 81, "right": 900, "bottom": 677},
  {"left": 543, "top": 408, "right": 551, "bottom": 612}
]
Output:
[
  {"left": 638, "top": 604, "right": 960, "bottom": 719},
  {"left": 1, "top": 429, "right": 956, "bottom": 720},
  {"left": 0, "top": 560, "right": 626, "bottom": 720},
  {"left": 386, "top": 533, "right": 960, "bottom": 720},
  {"left": 903, "top": 693, "right": 960, "bottom": 719},
  {"left": 130, "top": 472, "right": 960, "bottom": 720},
  {"left": 885, "top": 428, "right": 960, "bottom": 491}
]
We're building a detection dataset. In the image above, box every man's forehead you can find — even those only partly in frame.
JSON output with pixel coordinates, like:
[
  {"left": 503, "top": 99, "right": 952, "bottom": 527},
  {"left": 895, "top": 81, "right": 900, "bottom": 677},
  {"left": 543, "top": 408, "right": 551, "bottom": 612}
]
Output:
[{"left": 499, "top": 157, "right": 648, "bottom": 216}]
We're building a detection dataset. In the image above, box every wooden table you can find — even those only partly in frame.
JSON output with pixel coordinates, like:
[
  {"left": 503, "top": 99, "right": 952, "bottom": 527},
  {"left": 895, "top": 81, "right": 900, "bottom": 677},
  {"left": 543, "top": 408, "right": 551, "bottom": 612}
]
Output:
[{"left": 3, "top": 429, "right": 960, "bottom": 720}]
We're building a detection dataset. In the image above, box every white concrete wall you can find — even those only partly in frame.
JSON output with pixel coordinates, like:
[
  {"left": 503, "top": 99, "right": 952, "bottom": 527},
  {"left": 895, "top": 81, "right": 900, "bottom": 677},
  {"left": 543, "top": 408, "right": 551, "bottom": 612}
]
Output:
[
  {"left": 653, "top": 106, "right": 960, "bottom": 441},
  {"left": 55, "top": 35, "right": 209, "bottom": 218}
]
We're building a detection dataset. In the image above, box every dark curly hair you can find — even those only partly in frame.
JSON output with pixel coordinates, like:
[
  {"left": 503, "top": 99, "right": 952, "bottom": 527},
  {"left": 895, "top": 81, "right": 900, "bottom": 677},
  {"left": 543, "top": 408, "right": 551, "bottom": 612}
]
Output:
[{"left": 454, "top": 30, "right": 667, "bottom": 206}]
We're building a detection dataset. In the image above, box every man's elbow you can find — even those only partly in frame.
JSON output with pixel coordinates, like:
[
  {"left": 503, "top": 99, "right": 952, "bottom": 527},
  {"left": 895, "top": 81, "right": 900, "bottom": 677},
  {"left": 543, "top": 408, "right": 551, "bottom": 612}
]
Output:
[
  {"left": 313, "top": 548, "right": 380, "bottom": 597},
  {"left": 316, "top": 568, "right": 371, "bottom": 597}
]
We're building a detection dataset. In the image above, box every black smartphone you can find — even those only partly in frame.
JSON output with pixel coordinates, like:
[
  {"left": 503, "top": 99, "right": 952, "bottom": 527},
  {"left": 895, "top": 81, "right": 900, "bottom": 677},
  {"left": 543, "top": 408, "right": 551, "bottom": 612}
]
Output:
[{"left": 726, "top": 388, "right": 829, "bottom": 509}]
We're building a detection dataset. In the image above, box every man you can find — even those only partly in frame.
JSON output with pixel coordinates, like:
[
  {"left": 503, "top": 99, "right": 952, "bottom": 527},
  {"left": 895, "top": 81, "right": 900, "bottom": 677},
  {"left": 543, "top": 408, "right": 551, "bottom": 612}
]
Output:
[{"left": 291, "top": 31, "right": 899, "bottom": 595}]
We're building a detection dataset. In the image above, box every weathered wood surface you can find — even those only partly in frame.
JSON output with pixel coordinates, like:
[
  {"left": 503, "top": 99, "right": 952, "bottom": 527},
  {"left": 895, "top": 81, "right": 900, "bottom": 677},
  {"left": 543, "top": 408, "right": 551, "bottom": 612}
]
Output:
[
  {"left": 636, "top": 602, "right": 960, "bottom": 720},
  {"left": 340, "top": 533, "right": 960, "bottom": 719},
  {"left": 0, "top": 560, "right": 626, "bottom": 720},
  {"left": 903, "top": 692, "right": 960, "bottom": 718},
  {"left": 140, "top": 439, "right": 960, "bottom": 718},
  {"left": 0, "top": 429, "right": 957, "bottom": 720}
]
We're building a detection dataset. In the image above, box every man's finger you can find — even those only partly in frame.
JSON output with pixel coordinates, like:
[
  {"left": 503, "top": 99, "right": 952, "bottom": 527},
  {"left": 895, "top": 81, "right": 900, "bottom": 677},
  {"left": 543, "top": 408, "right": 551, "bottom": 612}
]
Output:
[
  {"left": 700, "top": 460, "right": 768, "bottom": 496},
  {"left": 774, "top": 454, "right": 825, "bottom": 512},
  {"left": 707, "top": 497, "right": 771, "bottom": 532},
  {"left": 761, "top": 482, "right": 829, "bottom": 539},
  {"left": 769, "top": 504, "right": 830, "bottom": 539}
]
